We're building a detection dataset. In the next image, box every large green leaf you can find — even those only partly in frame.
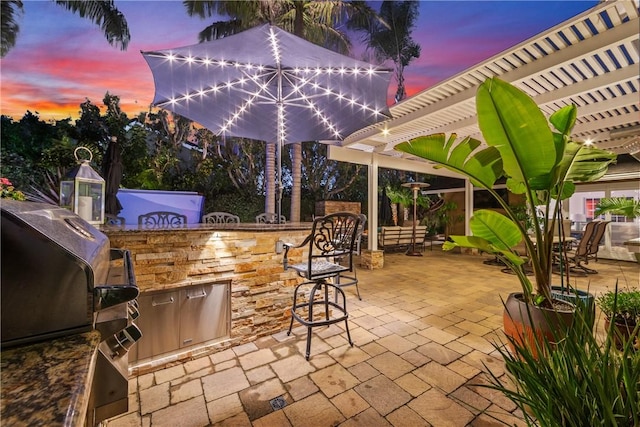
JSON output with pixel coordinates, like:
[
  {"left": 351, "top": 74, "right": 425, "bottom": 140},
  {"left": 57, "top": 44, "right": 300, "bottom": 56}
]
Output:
[
  {"left": 444, "top": 235, "right": 525, "bottom": 266},
  {"left": 443, "top": 209, "right": 524, "bottom": 266},
  {"left": 476, "top": 78, "right": 557, "bottom": 190},
  {"left": 564, "top": 143, "right": 617, "bottom": 183},
  {"left": 395, "top": 134, "right": 502, "bottom": 189},
  {"left": 470, "top": 209, "right": 522, "bottom": 250},
  {"left": 549, "top": 105, "right": 577, "bottom": 137}
]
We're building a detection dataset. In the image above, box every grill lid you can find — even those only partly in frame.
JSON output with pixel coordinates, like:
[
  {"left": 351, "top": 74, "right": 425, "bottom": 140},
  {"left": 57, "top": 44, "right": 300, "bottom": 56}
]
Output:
[
  {"left": 1, "top": 200, "right": 137, "bottom": 347},
  {"left": 1, "top": 199, "right": 110, "bottom": 283}
]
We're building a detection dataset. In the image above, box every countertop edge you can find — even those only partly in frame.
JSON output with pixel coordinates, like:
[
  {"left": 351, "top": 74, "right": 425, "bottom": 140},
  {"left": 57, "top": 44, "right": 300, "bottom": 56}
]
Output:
[{"left": 101, "top": 222, "right": 314, "bottom": 234}]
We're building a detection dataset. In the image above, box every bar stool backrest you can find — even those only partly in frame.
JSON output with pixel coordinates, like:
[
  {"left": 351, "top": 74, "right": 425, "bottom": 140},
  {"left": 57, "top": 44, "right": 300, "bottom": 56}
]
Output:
[
  {"left": 256, "top": 212, "right": 286, "bottom": 224},
  {"left": 305, "top": 212, "right": 360, "bottom": 280},
  {"left": 203, "top": 212, "right": 240, "bottom": 224},
  {"left": 138, "top": 211, "right": 187, "bottom": 228}
]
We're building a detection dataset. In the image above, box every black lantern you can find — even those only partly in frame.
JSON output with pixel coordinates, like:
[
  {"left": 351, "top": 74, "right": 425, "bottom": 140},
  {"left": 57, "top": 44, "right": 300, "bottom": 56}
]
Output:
[{"left": 59, "top": 147, "right": 105, "bottom": 224}]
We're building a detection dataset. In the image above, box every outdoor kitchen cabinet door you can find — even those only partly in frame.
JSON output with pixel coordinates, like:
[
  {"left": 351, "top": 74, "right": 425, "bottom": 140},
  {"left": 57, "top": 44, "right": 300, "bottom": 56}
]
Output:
[
  {"left": 134, "top": 291, "right": 181, "bottom": 360},
  {"left": 179, "top": 283, "right": 229, "bottom": 348}
]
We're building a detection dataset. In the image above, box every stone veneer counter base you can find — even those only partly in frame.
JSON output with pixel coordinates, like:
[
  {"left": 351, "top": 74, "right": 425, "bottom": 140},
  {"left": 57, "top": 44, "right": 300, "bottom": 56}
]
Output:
[{"left": 103, "top": 223, "right": 314, "bottom": 374}]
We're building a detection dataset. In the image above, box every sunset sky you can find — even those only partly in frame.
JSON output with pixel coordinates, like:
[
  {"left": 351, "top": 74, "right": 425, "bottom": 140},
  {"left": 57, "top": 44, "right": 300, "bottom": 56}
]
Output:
[{"left": 1, "top": 1, "right": 598, "bottom": 122}]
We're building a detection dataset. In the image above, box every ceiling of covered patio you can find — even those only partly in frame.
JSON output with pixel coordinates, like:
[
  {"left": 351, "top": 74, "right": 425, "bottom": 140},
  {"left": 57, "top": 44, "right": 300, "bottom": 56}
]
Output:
[{"left": 329, "top": 0, "right": 639, "bottom": 179}]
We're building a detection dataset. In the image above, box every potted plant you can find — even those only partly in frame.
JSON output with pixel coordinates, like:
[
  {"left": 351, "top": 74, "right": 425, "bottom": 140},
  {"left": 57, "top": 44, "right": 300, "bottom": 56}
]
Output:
[
  {"left": 385, "top": 185, "right": 413, "bottom": 226},
  {"left": 484, "top": 294, "right": 640, "bottom": 426},
  {"left": 420, "top": 200, "right": 463, "bottom": 240},
  {"left": 597, "top": 287, "right": 640, "bottom": 350},
  {"left": 395, "top": 77, "right": 616, "bottom": 348}
]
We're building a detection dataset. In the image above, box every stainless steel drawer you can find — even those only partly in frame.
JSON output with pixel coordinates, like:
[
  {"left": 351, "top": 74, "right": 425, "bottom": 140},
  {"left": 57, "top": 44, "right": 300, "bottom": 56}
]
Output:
[
  {"left": 133, "top": 291, "right": 180, "bottom": 360},
  {"left": 179, "top": 283, "right": 230, "bottom": 347},
  {"left": 131, "top": 281, "right": 230, "bottom": 362}
]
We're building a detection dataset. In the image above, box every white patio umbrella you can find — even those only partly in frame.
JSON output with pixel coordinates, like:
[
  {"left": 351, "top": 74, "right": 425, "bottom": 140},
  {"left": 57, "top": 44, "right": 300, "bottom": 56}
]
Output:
[{"left": 142, "top": 24, "right": 392, "bottom": 222}]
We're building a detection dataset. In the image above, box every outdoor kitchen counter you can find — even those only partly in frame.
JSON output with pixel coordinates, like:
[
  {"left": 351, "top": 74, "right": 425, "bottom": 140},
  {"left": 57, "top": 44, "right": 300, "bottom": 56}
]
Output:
[
  {"left": 101, "top": 222, "right": 314, "bottom": 293},
  {"left": 0, "top": 330, "right": 101, "bottom": 427},
  {"left": 101, "top": 222, "right": 314, "bottom": 233},
  {"left": 103, "top": 224, "right": 314, "bottom": 365}
]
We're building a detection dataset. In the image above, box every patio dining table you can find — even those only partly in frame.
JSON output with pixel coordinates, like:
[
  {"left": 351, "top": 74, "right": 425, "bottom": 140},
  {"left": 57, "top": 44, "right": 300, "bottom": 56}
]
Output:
[{"left": 529, "top": 235, "right": 577, "bottom": 246}]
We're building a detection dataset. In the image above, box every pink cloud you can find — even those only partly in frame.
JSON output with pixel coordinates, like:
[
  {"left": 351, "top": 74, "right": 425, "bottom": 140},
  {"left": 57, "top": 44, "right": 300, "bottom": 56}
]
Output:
[{"left": 1, "top": 1, "right": 598, "bottom": 122}]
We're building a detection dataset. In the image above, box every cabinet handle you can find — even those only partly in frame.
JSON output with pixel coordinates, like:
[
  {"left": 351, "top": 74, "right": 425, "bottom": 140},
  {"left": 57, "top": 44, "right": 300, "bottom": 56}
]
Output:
[
  {"left": 186, "top": 290, "right": 207, "bottom": 299},
  {"left": 152, "top": 296, "right": 174, "bottom": 306}
]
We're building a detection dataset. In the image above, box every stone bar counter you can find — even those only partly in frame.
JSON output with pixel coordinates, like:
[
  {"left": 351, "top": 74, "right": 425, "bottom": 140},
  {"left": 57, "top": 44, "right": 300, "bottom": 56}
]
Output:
[
  {"left": 102, "top": 222, "right": 313, "bottom": 374},
  {"left": 1, "top": 331, "right": 102, "bottom": 426}
]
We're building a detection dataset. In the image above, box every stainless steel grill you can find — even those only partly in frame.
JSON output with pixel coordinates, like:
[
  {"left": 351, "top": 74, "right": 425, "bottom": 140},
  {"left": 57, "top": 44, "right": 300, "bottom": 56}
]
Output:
[{"left": 1, "top": 199, "right": 141, "bottom": 425}]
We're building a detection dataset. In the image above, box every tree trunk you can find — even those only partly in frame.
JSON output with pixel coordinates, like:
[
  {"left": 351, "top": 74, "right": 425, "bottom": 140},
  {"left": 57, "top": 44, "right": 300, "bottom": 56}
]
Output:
[
  {"left": 265, "top": 141, "right": 276, "bottom": 214},
  {"left": 289, "top": 4, "right": 305, "bottom": 223},
  {"left": 290, "top": 142, "right": 301, "bottom": 222}
]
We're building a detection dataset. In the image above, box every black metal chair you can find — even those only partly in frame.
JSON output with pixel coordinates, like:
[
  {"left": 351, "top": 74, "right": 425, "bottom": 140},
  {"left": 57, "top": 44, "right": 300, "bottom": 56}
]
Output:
[
  {"left": 256, "top": 212, "right": 286, "bottom": 224},
  {"left": 283, "top": 212, "right": 360, "bottom": 359},
  {"left": 334, "top": 213, "right": 366, "bottom": 300},
  {"left": 202, "top": 212, "right": 240, "bottom": 224},
  {"left": 105, "top": 214, "right": 125, "bottom": 226},
  {"left": 138, "top": 211, "right": 187, "bottom": 228}
]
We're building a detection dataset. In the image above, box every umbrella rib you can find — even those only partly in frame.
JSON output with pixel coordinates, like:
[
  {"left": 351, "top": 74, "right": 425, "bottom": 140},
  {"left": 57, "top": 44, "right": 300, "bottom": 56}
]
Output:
[
  {"left": 279, "top": 70, "right": 389, "bottom": 140},
  {"left": 281, "top": 70, "right": 386, "bottom": 117},
  {"left": 217, "top": 68, "right": 284, "bottom": 137},
  {"left": 278, "top": 72, "right": 341, "bottom": 139},
  {"left": 144, "top": 50, "right": 280, "bottom": 74},
  {"left": 154, "top": 68, "right": 278, "bottom": 108}
]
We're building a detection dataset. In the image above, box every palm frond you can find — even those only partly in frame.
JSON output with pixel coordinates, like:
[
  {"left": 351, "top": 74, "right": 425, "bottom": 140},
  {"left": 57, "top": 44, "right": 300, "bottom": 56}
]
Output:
[
  {"left": 54, "top": 0, "right": 130, "bottom": 50},
  {"left": 1, "top": 1, "right": 24, "bottom": 58},
  {"left": 595, "top": 197, "right": 640, "bottom": 219}
]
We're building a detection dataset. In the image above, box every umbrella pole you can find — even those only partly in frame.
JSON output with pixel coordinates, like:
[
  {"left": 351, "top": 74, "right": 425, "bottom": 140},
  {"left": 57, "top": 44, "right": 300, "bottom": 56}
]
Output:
[
  {"left": 276, "top": 136, "right": 282, "bottom": 224},
  {"left": 276, "top": 65, "right": 283, "bottom": 225}
]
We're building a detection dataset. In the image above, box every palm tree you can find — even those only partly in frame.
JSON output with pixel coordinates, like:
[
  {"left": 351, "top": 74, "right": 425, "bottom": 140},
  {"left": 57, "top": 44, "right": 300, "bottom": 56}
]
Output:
[
  {"left": 1, "top": 1, "right": 23, "bottom": 58},
  {"left": 595, "top": 197, "right": 640, "bottom": 219},
  {"left": 1, "top": 0, "right": 130, "bottom": 58},
  {"left": 351, "top": 1, "right": 420, "bottom": 102},
  {"left": 184, "top": 0, "right": 377, "bottom": 222}
]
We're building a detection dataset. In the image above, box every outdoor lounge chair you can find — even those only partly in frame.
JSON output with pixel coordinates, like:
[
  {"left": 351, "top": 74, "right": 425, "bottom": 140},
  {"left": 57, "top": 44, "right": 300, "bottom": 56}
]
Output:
[
  {"left": 202, "top": 212, "right": 240, "bottom": 224},
  {"left": 282, "top": 212, "right": 360, "bottom": 359},
  {"left": 564, "top": 220, "right": 600, "bottom": 274},
  {"left": 586, "top": 220, "right": 610, "bottom": 263}
]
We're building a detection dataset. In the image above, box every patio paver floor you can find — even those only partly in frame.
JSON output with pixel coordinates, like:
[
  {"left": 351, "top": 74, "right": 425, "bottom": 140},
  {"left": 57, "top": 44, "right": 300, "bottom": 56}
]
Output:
[{"left": 106, "top": 250, "right": 639, "bottom": 427}]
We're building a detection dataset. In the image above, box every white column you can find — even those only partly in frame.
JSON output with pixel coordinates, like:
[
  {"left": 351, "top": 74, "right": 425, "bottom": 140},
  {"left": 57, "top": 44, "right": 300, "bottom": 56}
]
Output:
[{"left": 368, "top": 154, "right": 379, "bottom": 251}]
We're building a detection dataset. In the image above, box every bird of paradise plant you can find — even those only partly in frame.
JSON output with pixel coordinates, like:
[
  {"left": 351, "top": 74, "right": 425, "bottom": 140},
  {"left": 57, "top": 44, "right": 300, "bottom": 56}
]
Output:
[{"left": 395, "top": 78, "right": 616, "bottom": 308}]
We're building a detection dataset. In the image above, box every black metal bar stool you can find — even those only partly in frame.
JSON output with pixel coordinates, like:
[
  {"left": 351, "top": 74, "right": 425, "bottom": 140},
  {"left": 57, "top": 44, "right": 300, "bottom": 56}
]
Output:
[{"left": 283, "top": 212, "right": 360, "bottom": 360}]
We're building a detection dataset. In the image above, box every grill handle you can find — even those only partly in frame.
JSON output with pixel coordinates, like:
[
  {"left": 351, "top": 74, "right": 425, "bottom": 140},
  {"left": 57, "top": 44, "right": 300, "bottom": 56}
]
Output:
[{"left": 94, "top": 249, "right": 139, "bottom": 311}]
